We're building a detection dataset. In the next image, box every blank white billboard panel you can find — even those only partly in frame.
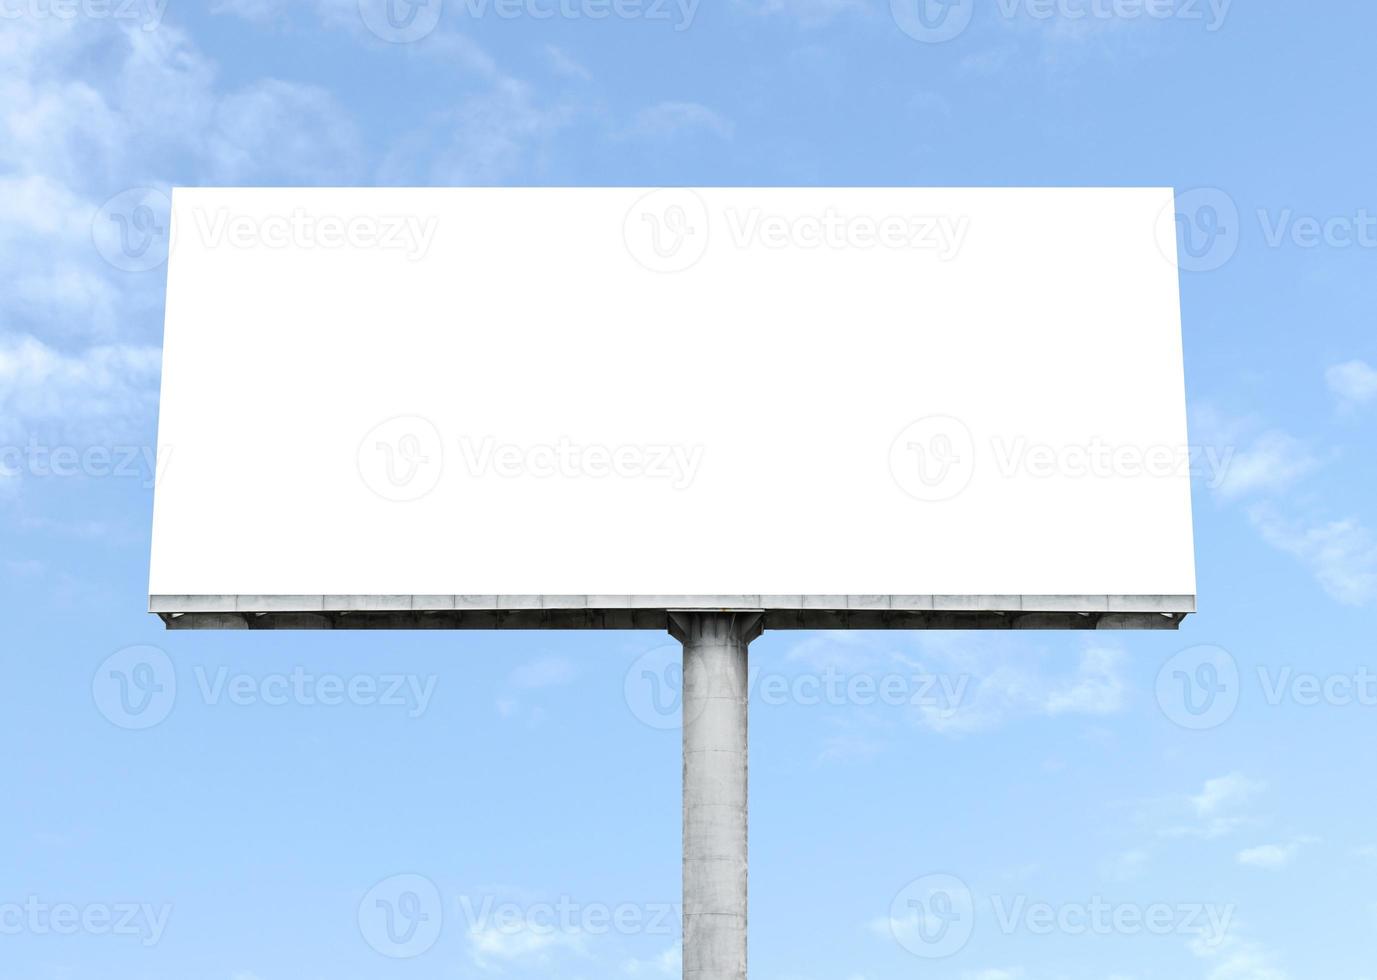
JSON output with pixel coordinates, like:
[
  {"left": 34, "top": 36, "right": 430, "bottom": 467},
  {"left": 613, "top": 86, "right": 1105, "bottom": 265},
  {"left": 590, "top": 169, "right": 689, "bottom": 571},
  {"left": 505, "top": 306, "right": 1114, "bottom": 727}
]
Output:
[{"left": 150, "top": 187, "right": 1195, "bottom": 621}]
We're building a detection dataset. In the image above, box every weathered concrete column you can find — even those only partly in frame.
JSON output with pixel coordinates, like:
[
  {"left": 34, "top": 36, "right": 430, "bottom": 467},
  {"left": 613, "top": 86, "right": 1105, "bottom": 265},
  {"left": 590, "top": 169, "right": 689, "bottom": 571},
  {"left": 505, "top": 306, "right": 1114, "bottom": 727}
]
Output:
[{"left": 669, "top": 611, "right": 761, "bottom": 980}]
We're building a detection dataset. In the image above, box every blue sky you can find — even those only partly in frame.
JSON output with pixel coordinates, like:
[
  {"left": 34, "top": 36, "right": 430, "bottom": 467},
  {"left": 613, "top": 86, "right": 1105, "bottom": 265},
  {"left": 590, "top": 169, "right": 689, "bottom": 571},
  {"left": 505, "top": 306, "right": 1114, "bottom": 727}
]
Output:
[{"left": 3, "top": 1, "right": 1377, "bottom": 978}]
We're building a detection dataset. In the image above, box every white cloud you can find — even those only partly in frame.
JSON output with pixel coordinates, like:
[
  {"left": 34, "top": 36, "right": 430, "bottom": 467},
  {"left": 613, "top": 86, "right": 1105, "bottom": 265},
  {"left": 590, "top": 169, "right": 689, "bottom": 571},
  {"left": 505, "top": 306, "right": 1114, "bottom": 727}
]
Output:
[
  {"left": 991, "top": 0, "right": 1219, "bottom": 69},
  {"left": 1189, "top": 405, "right": 1321, "bottom": 499},
  {"left": 211, "top": 0, "right": 356, "bottom": 27},
  {"left": 1213, "top": 431, "right": 1320, "bottom": 500},
  {"left": 623, "top": 941, "right": 680, "bottom": 975},
  {"left": 1192, "top": 773, "right": 1264, "bottom": 819},
  {"left": 1099, "top": 847, "right": 1150, "bottom": 882},
  {"left": 0, "top": 333, "right": 161, "bottom": 444},
  {"left": 0, "top": 175, "right": 124, "bottom": 337},
  {"left": 467, "top": 919, "right": 587, "bottom": 969},
  {"left": 380, "top": 78, "right": 574, "bottom": 184},
  {"left": 786, "top": 633, "right": 1130, "bottom": 741},
  {"left": 1042, "top": 645, "right": 1126, "bottom": 716},
  {"left": 1191, "top": 399, "right": 1374, "bottom": 606},
  {"left": 816, "top": 713, "right": 889, "bottom": 762},
  {"left": 207, "top": 79, "right": 362, "bottom": 183},
  {"left": 733, "top": 0, "right": 868, "bottom": 26},
  {"left": 1189, "top": 928, "right": 1289, "bottom": 980},
  {"left": 1157, "top": 773, "right": 1264, "bottom": 840},
  {"left": 212, "top": 4, "right": 567, "bottom": 187},
  {"left": 915, "top": 637, "right": 1129, "bottom": 734},
  {"left": 961, "top": 45, "right": 1018, "bottom": 76},
  {"left": 0, "top": 15, "right": 375, "bottom": 469},
  {"left": 628, "top": 101, "right": 733, "bottom": 141},
  {"left": 507, "top": 655, "right": 577, "bottom": 689},
  {"left": 1236, "top": 838, "right": 1313, "bottom": 870},
  {"left": 1248, "top": 506, "right": 1377, "bottom": 606},
  {"left": 1326, "top": 359, "right": 1377, "bottom": 410},
  {"left": 210, "top": 0, "right": 284, "bottom": 22},
  {"left": 544, "top": 44, "right": 592, "bottom": 81}
]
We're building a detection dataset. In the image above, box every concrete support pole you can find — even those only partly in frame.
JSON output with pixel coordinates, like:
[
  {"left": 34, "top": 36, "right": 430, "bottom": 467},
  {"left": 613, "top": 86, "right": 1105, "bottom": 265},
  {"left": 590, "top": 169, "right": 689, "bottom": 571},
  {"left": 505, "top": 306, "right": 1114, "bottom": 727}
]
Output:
[{"left": 669, "top": 612, "right": 761, "bottom": 980}]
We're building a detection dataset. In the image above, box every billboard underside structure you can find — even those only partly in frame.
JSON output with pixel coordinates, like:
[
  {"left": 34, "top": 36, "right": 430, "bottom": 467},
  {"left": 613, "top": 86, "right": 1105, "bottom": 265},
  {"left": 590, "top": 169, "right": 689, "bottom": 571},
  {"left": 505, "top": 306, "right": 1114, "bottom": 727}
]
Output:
[{"left": 149, "top": 187, "right": 1197, "bottom": 631}]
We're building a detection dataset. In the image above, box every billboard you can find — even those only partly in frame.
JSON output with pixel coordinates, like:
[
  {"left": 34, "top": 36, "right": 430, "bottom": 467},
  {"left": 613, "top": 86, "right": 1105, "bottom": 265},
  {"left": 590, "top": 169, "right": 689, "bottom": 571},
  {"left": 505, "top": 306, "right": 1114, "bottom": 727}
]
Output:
[{"left": 149, "top": 187, "right": 1195, "bottom": 628}]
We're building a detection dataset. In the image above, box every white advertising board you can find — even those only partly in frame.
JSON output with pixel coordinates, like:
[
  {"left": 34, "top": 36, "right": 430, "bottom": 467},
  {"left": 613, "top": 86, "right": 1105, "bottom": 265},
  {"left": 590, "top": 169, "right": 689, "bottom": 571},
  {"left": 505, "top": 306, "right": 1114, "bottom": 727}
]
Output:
[{"left": 149, "top": 187, "right": 1195, "bottom": 627}]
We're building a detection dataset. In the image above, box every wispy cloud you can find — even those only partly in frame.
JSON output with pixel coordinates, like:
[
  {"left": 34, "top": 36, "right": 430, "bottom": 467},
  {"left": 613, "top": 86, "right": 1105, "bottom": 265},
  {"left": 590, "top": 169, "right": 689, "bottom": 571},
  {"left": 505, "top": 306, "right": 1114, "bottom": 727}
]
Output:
[
  {"left": 1192, "top": 389, "right": 1376, "bottom": 606},
  {"left": 1190, "top": 406, "right": 1321, "bottom": 500},
  {"left": 1155, "top": 773, "right": 1266, "bottom": 840},
  {"left": 960, "top": 44, "right": 1018, "bottom": 76},
  {"left": 544, "top": 43, "right": 592, "bottom": 81},
  {"left": 0, "top": 15, "right": 367, "bottom": 470},
  {"left": 1099, "top": 847, "right": 1150, "bottom": 882},
  {"left": 508, "top": 655, "right": 577, "bottom": 689},
  {"left": 1214, "top": 431, "right": 1321, "bottom": 500},
  {"left": 1042, "top": 645, "right": 1127, "bottom": 716},
  {"left": 467, "top": 919, "right": 588, "bottom": 970},
  {"left": 732, "top": 0, "right": 868, "bottom": 27},
  {"left": 1248, "top": 505, "right": 1377, "bottom": 606},
  {"left": 785, "top": 632, "right": 1129, "bottom": 744},
  {"left": 1188, "top": 925, "right": 1289, "bottom": 980},
  {"left": 914, "top": 636, "right": 1128, "bottom": 734},
  {"left": 210, "top": 0, "right": 283, "bottom": 23},
  {"left": 627, "top": 101, "right": 734, "bottom": 141},
  {"left": 206, "top": 79, "right": 362, "bottom": 183},
  {"left": 380, "top": 78, "right": 576, "bottom": 184},
  {"left": 211, "top": 0, "right": 360, "bottom": 29},
  {"left": 623, "top": 941, "right": 680, "bottom": 975},
  {"left": 0, "top": 333, "right": 161, "bottom": 444}
]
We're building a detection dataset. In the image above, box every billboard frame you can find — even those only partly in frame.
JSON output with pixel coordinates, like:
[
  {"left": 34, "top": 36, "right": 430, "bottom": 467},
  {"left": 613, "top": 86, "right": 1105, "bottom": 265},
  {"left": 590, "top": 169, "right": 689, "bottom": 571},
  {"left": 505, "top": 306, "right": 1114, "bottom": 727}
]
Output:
[{"left": 151, "top": 593, "right": 1193, "bottom": 630}]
